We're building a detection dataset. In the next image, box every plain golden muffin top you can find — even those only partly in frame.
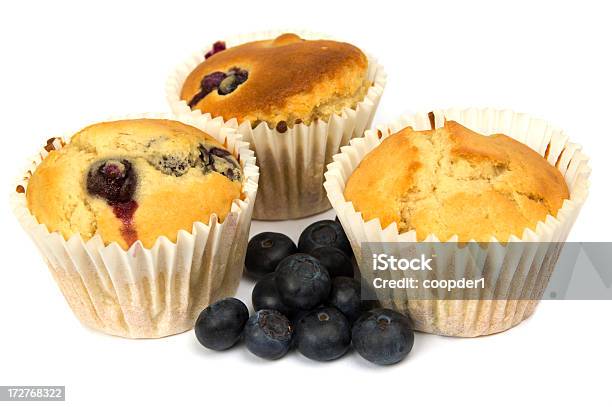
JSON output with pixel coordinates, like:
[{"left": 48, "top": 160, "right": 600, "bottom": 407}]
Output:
[
  {"left": 26, "top": 119, "right": 243, "bottom": 249},
  {"left": 344, "top": 121, "right": 570, "bottom": 242},
  {"left": 180, "top": 33, "right": 369, "bottom": 129}
]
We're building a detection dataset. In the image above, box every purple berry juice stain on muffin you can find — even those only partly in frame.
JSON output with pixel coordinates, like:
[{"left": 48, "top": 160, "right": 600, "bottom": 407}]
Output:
[
  {"left": 87, "top": 159, "right": 139, "bottom": 246},
  {"left": 188, "top": 67, "right": 249, "bottom": 108},
  {"left": 111, "top": 200, "right": 139, "bottom": 246},
  {"left": 204, "top": 41, "right": 226, "bottom": 59}
]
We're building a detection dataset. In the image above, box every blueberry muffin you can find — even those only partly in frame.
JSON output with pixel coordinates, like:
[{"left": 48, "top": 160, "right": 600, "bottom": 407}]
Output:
[
  {"left": 26, "top": 119, "right": 243, "bottom": 249},
  {"left": 180, "top": 33, "right": 369, "bottom": 130},
  {"left": 344, "top": 120, "right": 569, "bottom": 242}
]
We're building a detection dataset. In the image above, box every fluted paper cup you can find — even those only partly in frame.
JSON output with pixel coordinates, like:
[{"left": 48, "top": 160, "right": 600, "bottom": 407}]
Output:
[
  {"left": 167, "top": 29, "right": 386, "bottom": 219},
  {"left": 11, "top": 113, "right": 259, "bottom": 338},
  {"left": 324, "top": 108, "right": 590, "bottom": 337}
]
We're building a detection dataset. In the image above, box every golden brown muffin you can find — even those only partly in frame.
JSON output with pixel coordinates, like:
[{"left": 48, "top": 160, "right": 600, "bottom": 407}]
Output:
[
  {"left": 27, "top": 119, "right": 243, "bottom": 249},
  {"left": 344, "top": 121, "right": 569, "bottom": 242},
  {"left": 180, "top": 33, "right": 369, "bottom": 129}
]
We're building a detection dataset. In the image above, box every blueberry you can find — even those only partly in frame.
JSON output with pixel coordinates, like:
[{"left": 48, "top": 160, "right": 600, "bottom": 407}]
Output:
[
  {"left": 188, "top": 67, "right": 248, "bottom": 107},
  {"left": 244, "top": 310, "right": 293, "bottom": 360},
  {"left": 86, "top": 159, "right": 137, "bottom": 203},
  {"left": 209, "top": 147, "right": 230, "bottom": 157},
  {"left": 360, "top": 281, "right": 381, "bottom": 313},
  {"left": 251, "top": 273, "right": 293, "bottom": 316},
  {"left": 229, "top": 67, "right": 248, "bottom": 83},
  {"left": 202, "top": 71, "right": 227, "bottom": 93},
  {"left": 310, "top": 246, "right": 354, "bottom": 278},
  {"left": 188, "top": 71, "right": 227, "bottom": 108},
  {"left": 290, "top": 306, "right": 320, "bottom": 327},
  {"left": 218, "top": 68, "right": 248, "bottom": 95},
  {"left": 198, "top": 144, "right": 242, "bottom": 182},
  {"left": 298, "top": 220, "right": 352, "bottom": 257},
  {"left": 352, "top": 308, "right": 414, "bottom": 365},
  {"left": 275, "top": 254, "right": 331, "bottom": 310},
  {"left": 205, "top": 41, "right": 226, "bottom": 59},
  {"left": 328, "top": 277, "right": 362, "bottom": 323},
  {"left": 218, "top": 75, "right": 237, "bottom": 95},
  {"left": 194, "top": 298, "right": 249, "bottom": 351},
  {"left": 334, "top": 216, "right": 354, "bottom": 257},
  {"left": 296, "top": 307, "right": 351, "bottom": 361},
  {"left": 245, "top": 232, "right": 297, "bottom": 279}
]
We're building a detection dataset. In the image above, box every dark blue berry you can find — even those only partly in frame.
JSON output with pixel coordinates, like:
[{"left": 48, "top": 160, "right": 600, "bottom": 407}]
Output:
[
  {"left": 202, "top": 71, "right": 227, "bottom": 93},
  {"left": 290, "top": 306, "right": 321, "bottom": 327},
  {"left": 352, "top": 308, "right": 414, "bottom": 365},
  {"left": 334, "top": 216, "right": 354, "bottom": 257},
  {"left": 310, "top": 246, "right": 354, "bottom": 278},
  {"left": 188, "top": 66, "right": 248, "bottom": 107},
  {"left": 86, "top": 159, "right": 137, "bottom": 203},
  {"left": 296, "top": 307, "right": 351, "bottom": 361},
  {"left": 218, "top": 68, "right": 249, "bottom": 95},
  {"left": 360, "top": 282, "right": 380, "bottom": 313},
  {"left": 209, "top": 147, "right": 230, "bottom": 157},
  {"left": 245, "top": 232, "right": 297, "bottom": 279},
  {"left": 328, "top": 277, "right": 362, "bottom": 323},
  {"left": 198, "top": 144, "right": 242, "bottom": 181},
  {"left": 251, "top": 273, "right": 293, "bottom": 316},
  {"left": 298, "top": 220, "right": 352, "bottom": 257},
  {"left": 275, "top": 254, "right": 331, "bottom": 310},
  {"left": 230, "top": 67, "right": 248, "bottom": 83},
  {"left": 188, "top": 71, "right": 226, "bottom": 108},
  {"left": 194, "top": 298, "right": 249, "bottom": 351},
  {"left": 244, "top": 310, "right": 293, "bottom": 360},
  {"left": 204, "top": 41, "right": 226, "bottom": 59}
]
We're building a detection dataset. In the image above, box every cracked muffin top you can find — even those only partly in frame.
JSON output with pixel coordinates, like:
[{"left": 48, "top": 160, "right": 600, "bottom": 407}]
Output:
[
  {"left": 26, "top": 119, "right": 243, "bottom": 249},
  {"left": 344, "top": 121, "right": 569, "bottom": 242},
  {"left": 180, "top": 33, "right": 369, "bottom": 130}
]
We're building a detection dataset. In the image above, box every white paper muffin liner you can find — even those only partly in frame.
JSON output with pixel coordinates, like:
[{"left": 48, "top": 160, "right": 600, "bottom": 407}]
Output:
[
  {"left": 10, "top": 113, "right": 259, "bottom": 339},
  {"left": 324, "top": 108, "right": 591, "bottom": 337},
  {"left": 166, "top": 29, "right": 386, "bottom": 220}
]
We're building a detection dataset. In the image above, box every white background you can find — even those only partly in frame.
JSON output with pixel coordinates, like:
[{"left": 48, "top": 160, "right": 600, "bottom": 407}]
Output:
[{"left": 1, "top": 1, "right": 611, "bottom": 406}]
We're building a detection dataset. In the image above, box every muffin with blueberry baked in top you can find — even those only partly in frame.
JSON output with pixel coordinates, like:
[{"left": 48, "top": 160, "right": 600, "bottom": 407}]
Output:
[
  {"left": 26, "top": 119, "right": 244, "bottom": 249},
  {"left": 171, "top": 32, "right": 385, "bottom": 220},
  {"left": 180, "top": 33, "right": 370, "bottom": 130},
  {"left": 17, "top": 118, "right": 257, "bottom": 338}
]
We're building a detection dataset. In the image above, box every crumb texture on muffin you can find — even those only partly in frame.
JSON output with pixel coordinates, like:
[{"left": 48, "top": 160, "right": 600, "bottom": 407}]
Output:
[
  {"left": 26, "top": 119, "right": 243, "bottom": 249},
  {"left": 180, "top": 33, "right": 369, "bottom": 128},
  {"left": 344, "top": 121, "right": 569, "bottom": 242}
]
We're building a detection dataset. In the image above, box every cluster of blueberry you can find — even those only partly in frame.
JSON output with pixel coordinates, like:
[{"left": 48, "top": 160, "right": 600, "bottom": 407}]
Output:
[{"left": 194, "top": 219, "right": 415, "bottom": 365}]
